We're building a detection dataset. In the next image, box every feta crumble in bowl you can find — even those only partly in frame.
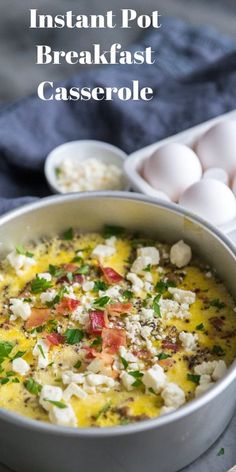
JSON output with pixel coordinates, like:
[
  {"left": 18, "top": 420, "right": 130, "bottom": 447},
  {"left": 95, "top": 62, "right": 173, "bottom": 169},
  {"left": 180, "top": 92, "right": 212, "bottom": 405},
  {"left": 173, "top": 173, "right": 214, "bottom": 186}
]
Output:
[
  {"left": 0, "top": 192, "right": 235, "bottom": 472},
  {"left": 44, "top": 140, "right": 129, "bottom": 193}
]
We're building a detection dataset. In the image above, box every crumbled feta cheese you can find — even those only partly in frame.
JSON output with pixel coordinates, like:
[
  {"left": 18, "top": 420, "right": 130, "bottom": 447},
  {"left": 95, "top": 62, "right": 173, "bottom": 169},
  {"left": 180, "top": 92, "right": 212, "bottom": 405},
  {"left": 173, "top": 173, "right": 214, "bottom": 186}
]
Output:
[
  {"left": 7, "top": 250, "right": 36, "bottom": 275},
  {"left": 179, "top": 331, "right": 198, "bottom": 352},
  {"left": 161, "top": 382, "right": 185, "bottom": 408},
  {"left": 105, "top": 236, "right": 117, "bottom": 247},
  {"left": 144, "top": 271, "right": 153, "bottom": 282},
  {"left": 49, "top": 404, "right": 77, "bottom": 427},
  {"left": 137, "top": 247, "right": 160, "bottom": 265},
  {"left": 131, "top": 256, "right": 152, "bottom": 274},
  {"left": 119, "top": 346, "right": 138, "bottom": 364},
  {"left": 37, "top": 272, "right": 52, "bottom": 282},
  {"left": 63, "top": 382, "right": 87, "bottom": 401},
  {"left": 142, "top": 365, "right": 167, "bottom": 393},
  {"left": 140, "top": 308, "right": 155, "bottom": 322},
  {"left": 55, "top": 157, "right": 123, "bottom": 193},
  {"left": 10, "top": 298, "right": 31, "bottom": 321},
  {"left": 12, "top": 358, "right": 30, "bottom": 376},
  {"left": 82, "top": 280, "right": 94, "bottom": 292},
  {"left": 40, "top": 289, "right": 57, "bottom": 304},
  {"left": 39, "top": 385, "right": 63, "bottom": 411},
  {"left": 205, "top": 271, "right": 212, "bottom": 278},
  {"left": 170, "top": 240, "right": 192, "bottom": 268},
  {"left": 199, "top": 374, "right": 212, "bottom": 385},
  {"left": 160, "top": 406, "right": 176, "bottom": 415},
  {"left": 86, "top": 373, "right": 115, "bottom": 388},
  {"left": 126, "top": 273, "right": 144, "bottom": 293},
  {"left": 62, "top": 371, "right": 85, "bottom": 385},
  {"left": 141, "top": 326, "right": 153, "bottom": 341},
  {"left": 120, "top": 371, "right": 135, "bottom": 391},
  {"left": 195, "top": 382, "right": 214, "bottom": 397},
  {"left": 212, "top": 360, "right": 227, "bottom": 381},
  {"left": 86, "top": 358, "right": 113, "bottom": 377},
  {"left": 0, "top": 274, "right": 4, "bottom": 282},
  {"left": 33, "top": 339, "right": 49, "bottom": 369},
  {"left": 71, "top": 306, "right": 89, "bottom": 325},
  {"left": 104, "top": 285, "right": 121, "bottom": 299},
  {"left": 92, "top": 244, "right": 116, "bottom": 259},
  {"left": 168, "top": 287, "right": 196, "bottom": 305},
  {"left": 160, "top": 298, "right": 189, "bottom": 320},
  {"left": 194, "top": 361, "right": 218, "bottom": 376}
]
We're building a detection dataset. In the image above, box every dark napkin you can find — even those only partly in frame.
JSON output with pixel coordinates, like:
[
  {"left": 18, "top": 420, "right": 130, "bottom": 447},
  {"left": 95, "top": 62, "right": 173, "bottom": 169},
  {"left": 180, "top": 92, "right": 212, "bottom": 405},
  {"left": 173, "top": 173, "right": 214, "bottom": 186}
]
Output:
[{"left": 0, "top": 16, "right": 236, "bottom": 472}]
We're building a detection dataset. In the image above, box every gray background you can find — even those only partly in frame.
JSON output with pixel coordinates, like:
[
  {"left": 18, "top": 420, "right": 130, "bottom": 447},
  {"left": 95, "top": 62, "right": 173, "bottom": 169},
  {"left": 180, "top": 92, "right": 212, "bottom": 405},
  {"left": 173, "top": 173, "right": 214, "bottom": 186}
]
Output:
[{"left": 0, "top": 0, "right": 236, "bottom": 102}]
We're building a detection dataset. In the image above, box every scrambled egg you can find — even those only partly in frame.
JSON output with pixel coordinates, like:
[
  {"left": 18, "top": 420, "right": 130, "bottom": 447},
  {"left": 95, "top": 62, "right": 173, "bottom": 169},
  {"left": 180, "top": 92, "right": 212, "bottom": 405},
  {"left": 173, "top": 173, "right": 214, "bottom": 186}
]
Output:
[{"left": 0, "top": 227, "right": 235, "bottom": 428}]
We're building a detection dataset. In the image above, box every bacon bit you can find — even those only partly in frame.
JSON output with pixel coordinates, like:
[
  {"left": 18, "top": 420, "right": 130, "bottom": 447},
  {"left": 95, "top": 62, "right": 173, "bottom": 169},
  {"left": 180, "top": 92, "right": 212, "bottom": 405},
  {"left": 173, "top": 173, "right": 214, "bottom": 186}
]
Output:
[
  {"left": 62, "top": 263, "right": 78, "bottom": 272},
  {"left": 25, "top": 308, "right": 52, "bottom": 330},
  {"left": 88, "top": 310, "right": 108, "bottom": 335},
  {"left": 100, "top": 266, "right": 123, "bottom": 284},
  {"left": 56, "top": 298, "right": 80, "bottom": 315},
  {"left": 106, "top": 302, "right": 132, "bottom": 317},
  {"left": 133, "top": 348, "right": 150, "bottom": 360},
  {"left": 46, "top": 333, "right": 65, "bottom": 346},
  {"left": 162, "top": 340, "right": 179, "bottom": 352},
  {"left": 209, "top": 317, "right": 224, "bottom": 331},
  {"left": 102, "top": 327, "right": 126, "bottom": 354},
  {"left": 56, "top": 264, "right": 83, "bottom": 285},
  {"left": 83, "top": 346, "right": 98, "bottom": 360},
  {"left": 73, "top": 274, "right": 83, "bottom": 284},
  {"left": 158, "top": 358, "right": 174, "bottom": 368}
]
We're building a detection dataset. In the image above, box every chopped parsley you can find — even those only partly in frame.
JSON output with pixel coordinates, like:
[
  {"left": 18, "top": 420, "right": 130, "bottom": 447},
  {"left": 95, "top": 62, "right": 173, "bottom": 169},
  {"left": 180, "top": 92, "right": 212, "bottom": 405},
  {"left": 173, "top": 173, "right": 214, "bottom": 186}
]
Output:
[
  {"left": 16, "top": 245, "right": 34, "bottom": 258},
  {"left": 103, "top": 225, "right": 125, "bottom": 238},
  {"left": 12, "top": 350, "right": 26, "bottom": 360},
  {"left": 74, "top": 360, "right": 82, "bottom": 369},
  {"left": 128, "top": 370, "right": 144, "bottom": 387},
  {"left": 24, "top": 378, "right": 42, "bottom": 395},
  {"left": 0, "top": 341, "right": 14, "bottom": 364},
  {"left": 123, "top": 290, "right": 133, "bottom": 301},
  {"left": 64, "top": 328, "right": 84, "bottom": 345},
  {"left": 196, "top": 323, "right": 204, "bottom": 331},
  {"left": 31, "top": 275, "right": 52, "bottom": 294},
  {"left": 44, "top": 399, "right": 67, "bottom": 409},
  {"left": 212, "top": 345, "right": 224, "bottom": 356},
  {"left": 75, "top": 264, "right": 90, "bottom": 275},
  {"left": 157, "top": 352, "right": 171, "bottom": 360},
  {"left": 48, "top": 264, "right": 64, "bottom": 278},
  {"left": 95, "top": 401, "right": 112, "bottom": 420},
  {"left": 153, "top": 294, "right": 161, "bottom": 317},
  {"left": 91, "top": 336, "right": 102, "bottom": 347},
  {"left": 93, "top": 296, "right": 110, "bottom": 308},
  {"left": 71, "top": 256, "right": 83, "bottom": 263},
  {"left": 209, "top": 299, "right": 226, "bottom": 310},
  {"left": 0, "top": 377, "right": 9, "bottom": 385},
  {"left": 93, "top": 280, "right": 108, "bottom": 292},
  {"left": 120, "top": 356, "right": 128, "bottom": 369},
  {"left": 155, "top": 279, "right": 176, "bottom": 294},
  {"left": 38, "top": 345, "right": 45, "bottom": 359},
  {"left": 62, "top": 227, "right": 74, "bottom": 240},
  {"left": 187, "top": 373, "right": 200, "bottom": 384},
  {"left": 144, "top": 264, "right": 152, "bottom": 272}
]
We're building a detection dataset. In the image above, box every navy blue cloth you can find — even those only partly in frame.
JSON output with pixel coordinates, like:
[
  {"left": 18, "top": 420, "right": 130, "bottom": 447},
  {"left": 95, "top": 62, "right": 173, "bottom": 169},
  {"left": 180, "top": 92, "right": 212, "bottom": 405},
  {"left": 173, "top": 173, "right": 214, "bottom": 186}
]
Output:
[{"left": 0, "top": 18, "right": 236, "bottom": 213}]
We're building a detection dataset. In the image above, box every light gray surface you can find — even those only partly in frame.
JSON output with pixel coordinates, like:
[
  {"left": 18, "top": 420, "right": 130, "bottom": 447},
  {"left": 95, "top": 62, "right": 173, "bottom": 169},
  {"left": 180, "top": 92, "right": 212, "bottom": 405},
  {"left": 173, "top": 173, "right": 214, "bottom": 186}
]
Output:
[
  {"left": 0, "top": 193, "right": 235, "bottom": 472},
  {"left": 0, "top": 0, "right": 236, "bottom": 101}
]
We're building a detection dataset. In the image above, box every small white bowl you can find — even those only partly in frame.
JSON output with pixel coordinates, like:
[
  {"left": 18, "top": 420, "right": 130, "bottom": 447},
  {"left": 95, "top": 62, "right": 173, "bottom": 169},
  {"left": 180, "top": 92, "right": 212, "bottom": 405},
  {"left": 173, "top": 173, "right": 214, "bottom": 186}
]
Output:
[{"left": 44, "top": 140, "right": 129, "bottom": 194}]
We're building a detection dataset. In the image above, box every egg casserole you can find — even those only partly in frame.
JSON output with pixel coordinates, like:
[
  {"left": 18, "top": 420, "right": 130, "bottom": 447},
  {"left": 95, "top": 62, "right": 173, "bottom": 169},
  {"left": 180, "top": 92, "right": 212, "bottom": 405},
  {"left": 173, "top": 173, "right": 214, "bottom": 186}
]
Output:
[{"left": 0, "top": 225, "right": 235, "bottom": 428}]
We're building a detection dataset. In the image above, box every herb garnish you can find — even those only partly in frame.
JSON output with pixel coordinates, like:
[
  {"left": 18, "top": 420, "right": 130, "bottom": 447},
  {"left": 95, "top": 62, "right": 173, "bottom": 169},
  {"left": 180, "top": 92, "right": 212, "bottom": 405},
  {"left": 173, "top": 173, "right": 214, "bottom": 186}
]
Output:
[
  {"left": 62, "top": 227, "right": 74, "bottom": 240},
  {"left": 24, "top": 377, "right": 42, "bottom": 395},
  {"left": 38, "top": 345, "right": 45, "bottom": 359},
  {"left": 31, "top": 275, "right": 52, "bottom": 294},
  {"left": 0, "top": 341, "right": 14, "bottom": 364},
  {"left": 209, "top": 299, "right": 226, "bottom": 310},
  {"left": 196, "top": 323, "right": 204, "bottom": 331},
  {"left": 48, "top": 264, "right": 64, "bottom": 278},
  {"left": 12, "top": 350, "right": 26, "bottom": 360},
  {"left": 93, "top": 296, "right": 110, "bottom": 308},
  {"left": 155, "top": 279, "right": 176, "bottom": 294},
  {"left": 64, "top": 328, "right": 84, "bottom": 345},
  {"left": 103, "top": 225, "right": 125, "bottom": 238},
  {"left": 120, "top": 356, "right": 128, "bottom": 369},
  {"left": 212, "top": 345, "right": 224, "bottom": 356},
  {"left": 93, "top": 280, "right": 108, "bottom": 293},
  {"left": 16, "top": 245, "right": 34, "bottom": 258},
  {"left": 44, "top": 399, "right": 67, "bottom": 409},
  {"left": 217, "top": 447, "right": 224, "bottom": 456},
  {"left": 128, "top": 371, "right": 144, "bottom": 387},
  {"left": 95, "top": 401, "right": 112, "bottom": 420},
  {"left": 157, "top": 352, "right": 171, "bottom": 360},
  {"left": 75, "top": 264, "right": 90, "bottom": 275},
  {"left": 187, "top": 373, "right": 200, "bottom": 384},
  {"left": 123, "top": 290, "right": 133, "bottom": 301},
  {"left": 91, "top": 336, "right": 102, "bottom": 347},
  {"left": 153, "top": 294, "right": 161, "bottom": 317},
  {"left": 74, "top": 360, "right": 82, "bottom": 369}
]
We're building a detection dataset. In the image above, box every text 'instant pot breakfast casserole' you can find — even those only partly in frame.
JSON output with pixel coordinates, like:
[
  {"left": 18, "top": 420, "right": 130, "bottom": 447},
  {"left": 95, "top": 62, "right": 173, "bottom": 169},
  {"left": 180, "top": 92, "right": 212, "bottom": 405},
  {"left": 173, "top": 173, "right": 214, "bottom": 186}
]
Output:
[{"left": 0, "top": 225, "right": 235, "bottom": 428}]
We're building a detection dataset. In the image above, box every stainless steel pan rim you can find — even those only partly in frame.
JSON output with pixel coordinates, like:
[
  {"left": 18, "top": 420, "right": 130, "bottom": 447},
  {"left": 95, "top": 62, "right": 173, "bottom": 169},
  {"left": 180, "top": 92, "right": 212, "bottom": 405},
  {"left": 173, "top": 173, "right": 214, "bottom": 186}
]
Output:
[{"left": 0, "top": 190, "right": 235, "bottom": 438}]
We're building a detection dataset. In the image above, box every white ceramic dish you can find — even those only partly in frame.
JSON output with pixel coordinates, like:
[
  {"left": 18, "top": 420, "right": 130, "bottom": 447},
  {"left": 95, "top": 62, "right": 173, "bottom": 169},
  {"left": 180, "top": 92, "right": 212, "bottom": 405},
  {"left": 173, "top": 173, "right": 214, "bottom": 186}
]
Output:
[
  {"left": 124, "top": 109, "right": 236, "bottom": 236},
  {"left": 44, "top": 140, "right": 129, "bottom": 194}
]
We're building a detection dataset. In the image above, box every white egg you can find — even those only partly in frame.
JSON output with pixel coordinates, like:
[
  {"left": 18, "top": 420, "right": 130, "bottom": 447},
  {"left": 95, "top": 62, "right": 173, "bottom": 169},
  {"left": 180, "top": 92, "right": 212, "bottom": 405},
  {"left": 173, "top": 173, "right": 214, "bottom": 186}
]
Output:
[
  {"left": 179, "top": 179, "right": 236, "bottom": 225},
  {"left": 203, "top": 167, "right": 228, "bottom": 186},
  {"left": 196, "top": 120, "right": 236, "bottom": 178},
  {"left": 143, "top": 143, "right": 202, "bottom": 201}
]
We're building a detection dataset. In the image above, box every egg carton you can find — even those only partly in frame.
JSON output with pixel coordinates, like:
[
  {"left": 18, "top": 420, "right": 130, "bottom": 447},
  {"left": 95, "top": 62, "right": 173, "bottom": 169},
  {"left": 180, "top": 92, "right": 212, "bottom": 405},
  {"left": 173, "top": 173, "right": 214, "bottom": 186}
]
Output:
[{"left": 124, "top": 109, "right": 236, "bottom": 243}]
